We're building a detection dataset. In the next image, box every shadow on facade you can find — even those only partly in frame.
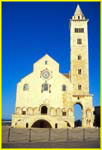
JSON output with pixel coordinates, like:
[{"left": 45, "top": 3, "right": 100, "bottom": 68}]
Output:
[
  {"left": 75, "top": 120, "right": 82, "bottom": 127},
  {"left": 94, "top": 106, "right": 100, "bottom": 127}
]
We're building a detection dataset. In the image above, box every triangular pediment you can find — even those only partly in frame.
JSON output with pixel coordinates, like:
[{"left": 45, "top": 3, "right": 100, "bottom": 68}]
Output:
[
  {"left": 33, "top": 53, "right": 59, "bottom": 72},
  {"left": 35, "top": 54, "right": 59, "bottom": 65}
]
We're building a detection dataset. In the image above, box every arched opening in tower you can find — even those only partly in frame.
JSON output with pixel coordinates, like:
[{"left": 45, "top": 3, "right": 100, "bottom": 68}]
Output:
[
  {"left": 31, "top": 120, "right": 52, "bottom": 128},
  {"left": 74, "top": 103, "right": 83, "bottom": 127},
  {"left": 41, "top": 106, "right": 47, "bottom": 114}
]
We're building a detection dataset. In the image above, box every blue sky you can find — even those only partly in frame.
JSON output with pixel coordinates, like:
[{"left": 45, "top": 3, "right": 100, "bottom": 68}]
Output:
[{"left": 2, "top": 2, "right": 100, "bottom": 120}]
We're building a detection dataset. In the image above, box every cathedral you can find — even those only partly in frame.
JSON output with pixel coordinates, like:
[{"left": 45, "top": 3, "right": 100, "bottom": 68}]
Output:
[{"left": 12, "top": 5, "right": 94, "bottom": 128}]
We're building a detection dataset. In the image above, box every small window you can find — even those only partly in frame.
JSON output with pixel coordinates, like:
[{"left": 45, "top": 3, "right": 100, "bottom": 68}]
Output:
[
  {"left": 62, "top": 112, "right": 66, "bottom": 116},
  {"left": 43, "top": 83, "right": 48, "bottom": 91},
  {"left": 78, "top": 85, "right": 82, "bottom": 90},
  {"left": 78, "top": 16, "right": 80, "bottom": 20},
  {"left": 75, "top": 28, "right": 78, "bottom": 33},
  {"left": 62, "top": 85, "right": 66, "bottom": 91},
  {"left": 45, "top": 60, "right": 48, "bottom": 65},
  {"left": 78, "top": 55, "right": 81, "bottom": 60},
  {"left": 23, "top": 84, "right": 29, "bottom": 91},
  {"left": 78, "top": 69, "right": 81, "bottom": 75},
  {"left": 22, "top": 111, "right": 26, "bottom": 115},
  {"left": 77, "top": 39, "right": 82, "bottom": 44},
  {"left": 77, "top": 97, "right": 80, "bottom": 100},
  {"left": 42, "top": 83, "right": 48, "bottom": 92},
  {"left": 41, "top": 106, "right": 47, "bottom": 114},
  {"left": 75, "top": 28, "right": 84, "bottom": 33},
  {"left": 81, "top": 28, "right": 84, "bottom": 32}
]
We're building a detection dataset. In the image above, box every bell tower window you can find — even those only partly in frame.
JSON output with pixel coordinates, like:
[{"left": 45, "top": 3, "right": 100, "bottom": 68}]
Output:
[
  {"left": 78, "top": 16, "right": 80, "bottom": 20},
  {"left": 75, "top": 28, "right": 84, "bottom": 33},
  {"left": 78, "top": 55, "right": 82, "bottom": 60},
  {"left": 77, "top": 39, "right": 82, "bottom": 44}
]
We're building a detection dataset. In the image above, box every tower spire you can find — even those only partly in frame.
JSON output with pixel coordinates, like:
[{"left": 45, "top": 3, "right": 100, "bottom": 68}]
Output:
[
  {"left": 72, "top": 4, "right": 86, "bottom": 20},
  {"left": 74, "top": 4, "right": 84, "bottom": 17},
  {"left": 70, "top": 4, "right": 89, "bottom": 95}
]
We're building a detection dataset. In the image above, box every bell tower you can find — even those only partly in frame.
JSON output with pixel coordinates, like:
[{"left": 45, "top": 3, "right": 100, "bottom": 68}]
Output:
[{"left": 70, "top": 4, "right": 89, "bottom": 95}]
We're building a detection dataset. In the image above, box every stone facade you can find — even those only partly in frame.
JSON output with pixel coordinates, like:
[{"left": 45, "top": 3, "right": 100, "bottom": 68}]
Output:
[{"left": 12, "top": 5, "right": 94, "bottom": 128}]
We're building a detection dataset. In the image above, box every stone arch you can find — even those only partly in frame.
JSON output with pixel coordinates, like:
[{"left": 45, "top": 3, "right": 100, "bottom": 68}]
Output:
[
  {"left": 31, "top": 119, "right": 52, "bottom": 128},
  {"left": 27, "top": 107, "right": 33, "bottom": 115},
  {"left": 56, "top": 108, "right": 61, "bottom": 116},
  {"left": 33, "top": 107, "right": 39, "bottom": 115},
  {"left": 41, "top": 106, "right": 48, "bottom": 114},
  {"left": 50, "top": 107, "right": 56, "bottom": 116},
  {"left": 62, "top": 108, "right": 67, "bottom": 116},
  {"left": 39, "top": 104, "right": 49, "bottom": 115},
  {"left": 31, "top": 117, "right": 54, "bottom": 128},
  {"left": 74, "top": 102, "right": 83, "bottom": 109},
  {"left": 22, "top": 107, "right": 27, "bottom": 115},
  {"left": 16, "top": 107, "right": 21, "bottom": 115},
  {"left": 74, "top": 103, "right": 83, "bottom": 127}
]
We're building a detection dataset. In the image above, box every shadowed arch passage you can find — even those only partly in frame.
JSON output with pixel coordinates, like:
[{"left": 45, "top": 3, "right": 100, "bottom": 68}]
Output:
[{"left": 31, "top": 119, "right": 52, "bottom": 128}]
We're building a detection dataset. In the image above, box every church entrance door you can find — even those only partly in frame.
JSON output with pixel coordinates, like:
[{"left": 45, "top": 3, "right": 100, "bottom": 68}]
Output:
[{"left": 31, "top": 119, "right": 52, "bottom": 128}]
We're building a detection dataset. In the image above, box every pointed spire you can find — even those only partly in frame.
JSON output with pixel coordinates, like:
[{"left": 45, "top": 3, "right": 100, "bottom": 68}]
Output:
[
  {"left": 74, "top": 5, "right": 84, "bottom": 16},
  {"left": 72, "top": 4, "right": 86, "bottom": 20}
]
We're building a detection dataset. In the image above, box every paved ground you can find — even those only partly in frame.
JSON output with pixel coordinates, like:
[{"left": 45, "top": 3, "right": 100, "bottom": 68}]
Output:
[
  {"left": 2, "top": 126, "right": 100, "bottom": 148},
  {"left": 2, "top": 141, "right": 100, "bottom": 148}
]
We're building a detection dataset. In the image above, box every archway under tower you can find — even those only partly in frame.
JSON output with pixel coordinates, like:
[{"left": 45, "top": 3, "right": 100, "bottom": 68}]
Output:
[{"left": 74, "top": 103, "right": 83, "bottom": 127}]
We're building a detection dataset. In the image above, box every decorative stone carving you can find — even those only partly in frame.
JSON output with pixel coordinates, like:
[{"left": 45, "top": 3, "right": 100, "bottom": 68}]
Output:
[
  {"left": 50, "top": 107, "right": 55, "bottom": 116},
  {"left": 27, "top": 107, "right": 33, "bottom": 115},
  {"left": 86, "top": 109, "right": 91, "bottom": 118},
  {"left": 56, "top": 108, "right": 61, "bottom": 116},
  {"left": 68, "top": 108, "right": 73, "bottom": 116}
]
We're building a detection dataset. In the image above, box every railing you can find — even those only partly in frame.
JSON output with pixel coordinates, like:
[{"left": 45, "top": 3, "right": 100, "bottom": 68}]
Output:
[{"left": 2, "top": 126, "right": 100, "bottom": 143}]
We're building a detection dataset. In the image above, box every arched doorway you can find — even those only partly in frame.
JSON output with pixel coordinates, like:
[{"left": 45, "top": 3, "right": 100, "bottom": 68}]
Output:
[
  {"left": 32, "top": 119, "right": 52, "bottom": 128},
  {"left": 74, "top": 103, "right": 83, "bottom": 127},
  {"left": 41, "top": 106, "right": 47, "bottom": 114},
  {"left": 26, "top": 123, "right": 29, "bottom": 128}
]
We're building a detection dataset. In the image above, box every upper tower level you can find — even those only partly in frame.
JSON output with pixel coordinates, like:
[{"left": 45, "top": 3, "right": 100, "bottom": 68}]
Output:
[
  {"left": 71, "top": 4, "right": 87, "bottom": 21},
  {"left": 70, "top": 5, "right": 89, "bottom": 96}
]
